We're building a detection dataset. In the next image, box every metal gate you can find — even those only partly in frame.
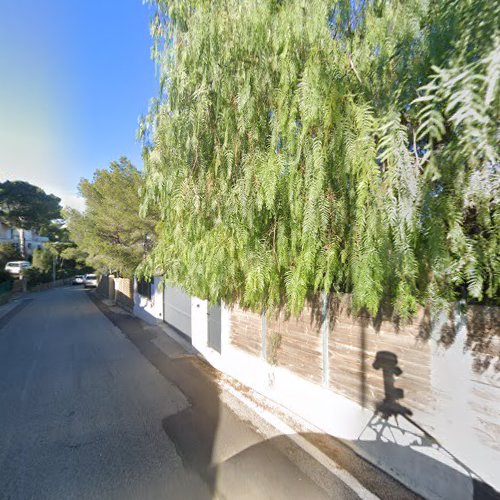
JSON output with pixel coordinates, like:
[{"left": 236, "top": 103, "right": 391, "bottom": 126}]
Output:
[
  {"left": 163, "top": 285, "right": 192, "bottom": 338},
  {"left": 207, "top": 303, "right": 221, "bottom": 353}
]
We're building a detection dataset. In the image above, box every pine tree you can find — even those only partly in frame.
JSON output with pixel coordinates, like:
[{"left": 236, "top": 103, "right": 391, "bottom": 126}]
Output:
[{"left": 65, "top": 158, "right": 157, "bottom": 278}]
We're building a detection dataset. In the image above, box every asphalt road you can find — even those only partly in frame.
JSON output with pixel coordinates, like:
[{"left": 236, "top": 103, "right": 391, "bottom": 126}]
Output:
[{"left": 0, "top": 287, "right": 396, "bottom": 499}]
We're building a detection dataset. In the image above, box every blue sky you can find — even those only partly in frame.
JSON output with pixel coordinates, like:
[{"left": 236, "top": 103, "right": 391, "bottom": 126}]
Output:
[{"left": 0, "top": 0, "right": 157, "bottom": 209}]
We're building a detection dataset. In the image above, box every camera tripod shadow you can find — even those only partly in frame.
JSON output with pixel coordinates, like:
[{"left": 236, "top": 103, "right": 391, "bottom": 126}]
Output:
[{"left": 355, "top": 350, "right": 499, "bottom": 500}]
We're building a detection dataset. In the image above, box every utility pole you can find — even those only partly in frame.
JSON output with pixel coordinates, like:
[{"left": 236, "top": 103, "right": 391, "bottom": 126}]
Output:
[{"left": 52, "top": 255, "right": 56, "bottom": 284}]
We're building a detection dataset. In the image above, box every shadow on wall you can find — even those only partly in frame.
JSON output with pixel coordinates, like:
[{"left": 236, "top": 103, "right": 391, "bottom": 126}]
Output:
[
  {"left": 96, "top": 275, "right": 134, "bottom": 312},
  {"left": 418, "top": 305, "right": 500, "bottom": 375},
  {"left": 133, "top": 295, "right": 159, "bottom": 325},
  {"left": 466, "top": 306, "right": 500, "bottom": 374},
  {"left": 355, "top": 350, "right": 500, "bottom": 500},
  {"left": 320, "top": 296, "right": 499, "bottom": 497},
  {"left": 354, "top": 419, "right": 499, "bottom": 500},
  {"left": 372, "top": 350, "right": 412, "bottom": 419},
  {"left": 115, "top": 289, "right": 133, "bottom": 312},
  {"left": 96, "top": 275, "right": 110, "bottom": 298},
  {"left": 160, "top": 343, "right": 499, "bottom": 499}
]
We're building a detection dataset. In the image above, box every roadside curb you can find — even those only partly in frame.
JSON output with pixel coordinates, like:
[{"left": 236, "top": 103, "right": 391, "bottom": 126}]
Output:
[
  {"left": 218, "top": 378, "right": 380, "bottom": 500},
  {"left": 212, "top": 370, "right": 421, "bottom": 500},
  {"left": 157, "top": 321, "right": 197, "bottom": 354},
  {"left": 0, "top": 293, "right": 28, "bottom": 320},
  {"left": 0, "top": 299, "right": 19, "bottom": 320}
]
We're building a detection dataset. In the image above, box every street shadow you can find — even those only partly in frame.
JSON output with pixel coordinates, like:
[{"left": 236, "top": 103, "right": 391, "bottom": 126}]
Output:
[
  {"left": 95, "top": 274, "right": 111, "bottom": 299},
  {"left": 88, "top": 293, "right": 218, "bottom": 498},
  {"left": 158, "top": 346, "right": 500, "bottom": 499},
  {"left": 160, "top": 356, "right": 220, "bottom": 499},
  {"left": 355, "top": 415, "right": 500, "bottom": 500},
  {"left": 129, "top": 330, "right": 219, "bottom": 497},
  {"left": 210, "top": 427, "right": 499, "bottom": 500}
]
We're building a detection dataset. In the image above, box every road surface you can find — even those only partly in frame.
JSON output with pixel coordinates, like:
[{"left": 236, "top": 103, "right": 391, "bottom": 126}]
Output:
[{"left": 0, "top": 287, "right": 412, "bottom": 499}]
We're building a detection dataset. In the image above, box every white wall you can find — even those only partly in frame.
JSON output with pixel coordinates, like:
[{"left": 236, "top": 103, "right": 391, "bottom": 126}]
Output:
[
  {"left": 191, "top": 297, "right": 232, "bottom": 367},
  {"left": 134, "top": 288, "right": 499, "bottom": 499},
  {"left": 0, "top": 224, "right": 48, "bottom": 256},
  {"left": 191, "top": 296, "right": 208, "bottom": 351},
  {"left": 133, "top": 277, "right": 163, "bottom": 324},
  {"left": 134, "top": 280, "right": 193, "bottom": 339},
  {"left": 197, "top": 302, "right": 499, "bottom": 500}
]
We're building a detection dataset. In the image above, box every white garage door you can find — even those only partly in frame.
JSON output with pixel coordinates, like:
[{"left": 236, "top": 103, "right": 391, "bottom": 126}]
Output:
[{"left": 164, "top": 285, "right": 192, "bottom": 338}]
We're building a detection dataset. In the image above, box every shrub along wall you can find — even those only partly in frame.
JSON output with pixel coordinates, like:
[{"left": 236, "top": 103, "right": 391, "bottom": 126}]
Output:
[
  {"left": 29, "top": 278, "right": 71, "bottom": 292},
  {"left": 0, "top": 280, "right": 12, "bottom": 305}
]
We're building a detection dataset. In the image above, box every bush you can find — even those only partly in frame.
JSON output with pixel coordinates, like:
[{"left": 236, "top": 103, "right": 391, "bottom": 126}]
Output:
[
  {"left": 23, "top": 268, "right": 51, "bottom": 288},
  {"left": 0, "top": 270, "right": 13, "bottom": 304},
  {"left": 0, "top": 242, "right": 22, "bottom": 268},
  {"left": 32, "top": 247, "right": 53, "bottom": 273},
  {"left": 0, "top": 269, "right": 13, "bottom": 284}
]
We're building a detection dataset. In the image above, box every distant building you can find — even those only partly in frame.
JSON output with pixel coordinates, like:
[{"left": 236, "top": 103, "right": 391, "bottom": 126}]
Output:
[{"left": 0, "top": 222, "right": 49, "bottom": 256}]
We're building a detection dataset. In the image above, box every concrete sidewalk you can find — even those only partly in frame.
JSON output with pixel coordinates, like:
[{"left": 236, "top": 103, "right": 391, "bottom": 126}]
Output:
[{"left": 89, "top": 291, "right": 419, "bottom": 500}]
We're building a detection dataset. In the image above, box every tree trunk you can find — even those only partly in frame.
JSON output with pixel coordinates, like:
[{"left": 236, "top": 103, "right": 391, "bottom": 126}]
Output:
[{"left": 19, "top": 228, "right": 26, "bottom": 259}]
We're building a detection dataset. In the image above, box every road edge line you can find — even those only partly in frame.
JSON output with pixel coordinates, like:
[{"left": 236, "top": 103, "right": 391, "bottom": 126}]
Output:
[{"left": 219, "top": 379, "right": 380, "bottom": 500}]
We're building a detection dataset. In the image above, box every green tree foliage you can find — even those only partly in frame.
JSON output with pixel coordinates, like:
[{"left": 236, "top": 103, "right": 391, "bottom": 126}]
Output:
[
  {"left": 0, "top": 242, "right": 22, "bottom": 268},
  {"left": 32, "top": 242, "right": 89, "bottom": 278},
  {"left": 141, "top": 0, "right": 499, "bottom": 317},
  {"left": 0, "top": 244, "right": 17, "bottom": 285},
  {"left": 32, "top": 246, "right": 55, "bottom": 274},
  {"left": 0, "top": 181, "right": 62, "bottom": 258},
  {"left": 39, "top": 221, "right": 71, "bottom": 242},
  {"left": 22, "top": 268, "right": 51, "bottom": 287},
  {"left": 59, "top": 245, "right": 89, "bottom": 267},
  {"left": 65, "top": 157, "right": 157, "bottom": 278},
  {"left": 0, "top": 269, "right": 13, "bottom": 285}
]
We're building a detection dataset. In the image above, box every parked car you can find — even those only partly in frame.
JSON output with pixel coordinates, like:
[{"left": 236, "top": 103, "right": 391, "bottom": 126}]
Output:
[
  {"left": 72, "top": 275, "right": 84, "bottom": 285},
  {"left": 4, "top": 261, "right": 31, "bottom": 276},
  {"left": 83, "top": 274, "right": 98, "bottom": 288}
]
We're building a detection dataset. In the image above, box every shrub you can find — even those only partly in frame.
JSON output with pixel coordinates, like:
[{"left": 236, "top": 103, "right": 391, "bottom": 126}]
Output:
[
  {"left": 0, "top": 269, "right": 13, "bottom": 284},
  {"left": 23, "top": 268, "right": 51, "bottom": 288},
  {"left": 0, "top": 242, "right": 22, "bottom": 268}
]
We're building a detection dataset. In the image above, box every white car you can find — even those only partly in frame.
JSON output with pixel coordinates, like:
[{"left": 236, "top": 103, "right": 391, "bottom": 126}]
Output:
[
  {"left": 4, "top": 261, "right": 31, "bottom": 276},
  {"left": 83, "top": 274, "right": 98, "bottom": 288},
  {"left": 72, "top": 275, "right": 84, "bottom": 285}
]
